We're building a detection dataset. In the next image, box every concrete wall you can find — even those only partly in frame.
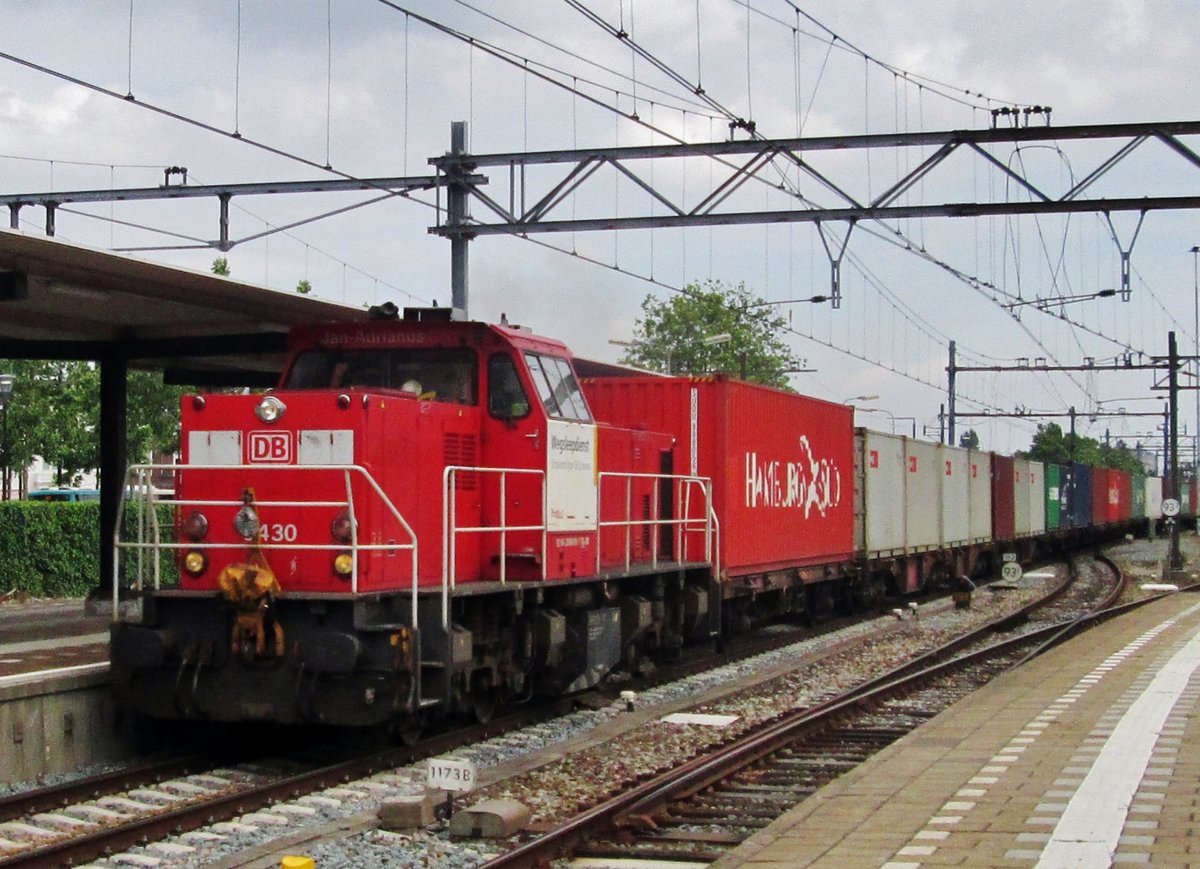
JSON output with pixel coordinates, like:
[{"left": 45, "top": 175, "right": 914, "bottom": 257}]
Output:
[{"left": 0, "top": 668, "right": 136, "bottom": 787}]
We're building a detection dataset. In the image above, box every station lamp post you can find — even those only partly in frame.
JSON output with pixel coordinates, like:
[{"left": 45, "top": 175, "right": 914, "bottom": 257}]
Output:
[
  {"left": 0, "top": 374, "right": 12, "bottom": 501},
  {"left": 860, "top": 407, "right": 918, "bottom": 437}
]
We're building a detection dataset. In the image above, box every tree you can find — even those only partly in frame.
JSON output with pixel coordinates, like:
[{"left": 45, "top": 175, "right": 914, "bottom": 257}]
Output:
[
  {"left": 618, "top": 281, "right": 800, "bottom": 387},
  {"left": 296, "top": 278, "right": 313, "bottom": 295},
  {"left": 126, "top": 371, "right": 187, "bottom": 461},
  {"left": 0, "top": 359, "right": 186, "bottom": 489},
  {"left": 211, "top": 256, "right": 230, "bottom": 276},
  {"left": 0, "top": 361, "right": 97, "bottom": 487},
  {"left": 1024, "top": 422, "right": 1141, "bottom": 472}
]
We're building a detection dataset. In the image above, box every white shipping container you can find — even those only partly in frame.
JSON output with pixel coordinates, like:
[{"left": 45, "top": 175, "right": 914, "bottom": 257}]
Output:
[
  {"left": 1028, "top": 460, "right": 1045, "bottom": 535},
  {"left": 1146, "top": 476, "right": 1163, "bottom": 519},
  {"left": 1012, "top": 458, "right": 1045, "bottom": 536},
  {"left": 904, "top": 439, "right": 941, "bottom": 551},
  {"left": 968, "top": 450, "right": 993, "bottom": 543},
  {"left": 1012, "top": 458, "right": 1031, "bottom": 536},
  {"left": 858, "top": 429, "right": 906, "bottom": 554},
  {"left": 938, "top": 444, "right": 970, "bottom": 547}
]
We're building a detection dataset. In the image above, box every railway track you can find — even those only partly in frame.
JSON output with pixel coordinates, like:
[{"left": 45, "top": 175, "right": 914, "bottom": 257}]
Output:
[
  {"left": 476, "top": 554, "right": 1163, "bottom": 867},
  {"left": 0, "top": 556, "right": 1106, "bottom": 867}
]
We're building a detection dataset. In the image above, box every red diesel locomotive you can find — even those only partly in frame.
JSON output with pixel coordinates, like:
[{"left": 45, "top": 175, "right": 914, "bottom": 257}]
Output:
[{"left": 109, "top": 308, "right": 1143, "bottom": 728}]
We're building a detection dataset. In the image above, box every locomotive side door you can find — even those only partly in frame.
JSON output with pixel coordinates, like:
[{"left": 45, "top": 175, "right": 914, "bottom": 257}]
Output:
[
  {"left": 480, "top": 352, "right": 544, "bottom": 580},
  {"left": 482, "top": 350, "right": 598, "bottom": 581}
]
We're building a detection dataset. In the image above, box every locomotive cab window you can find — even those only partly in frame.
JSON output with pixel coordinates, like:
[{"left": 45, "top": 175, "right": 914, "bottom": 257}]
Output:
[
  {"left": 285, "top": 348, "right": 478, "bottom": 404},
  {"left": 524, "top": 353, "right": 591, "bottom": 421},
  {"left": 488, "top": 354, "right": 531, "bottom": 420}
]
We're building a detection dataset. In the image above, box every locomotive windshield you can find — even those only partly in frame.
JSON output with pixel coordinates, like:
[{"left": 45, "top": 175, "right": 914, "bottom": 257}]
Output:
[
  {"left": 524, "top": 352, "right": 591, "bottom": 421},
  {"left": 284, "top": 347, "right": 478, "bottom": 404}
]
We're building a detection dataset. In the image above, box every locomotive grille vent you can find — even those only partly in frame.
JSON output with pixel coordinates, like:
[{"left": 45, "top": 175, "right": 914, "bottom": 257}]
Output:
[
  {"left": 444, "top": 433, "right": 478, "bottom": 490},
  {"left": 642, "top": 494, "right": 652, "bottom": 551}
]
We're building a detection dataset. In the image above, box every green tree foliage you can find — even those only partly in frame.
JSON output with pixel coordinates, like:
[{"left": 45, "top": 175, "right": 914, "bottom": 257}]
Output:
[
  {"left": 211, "top": 256, "right": 230, "bottom": 276},
  {"left": 126, "top": 370, "right": 187, "bottom": 461},
  {"left": 619, "top": 281, "right": 800, "bottom": 387},
  {"left": 1023, "top": 422, "right": 1144, "bottom": 473},
  {"left": 0, "top": 360, "right": 185, "bottom": 486},
  {"left": 296, "top": 278, "right": 313, "bottom": 295}
]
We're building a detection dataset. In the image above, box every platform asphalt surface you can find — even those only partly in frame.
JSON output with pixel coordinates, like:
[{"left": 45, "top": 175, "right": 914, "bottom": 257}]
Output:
[{"left": 715, "top": 580, "right": 1200, "bottom": 866}]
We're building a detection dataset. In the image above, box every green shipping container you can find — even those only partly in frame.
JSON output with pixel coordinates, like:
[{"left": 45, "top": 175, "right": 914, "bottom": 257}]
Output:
[
  {"left": 1132, "top": 473, "right": 1146, "bottom": 519},
  {"left": 1044, "top": 463, "right": 1062, "bottom": 530}
]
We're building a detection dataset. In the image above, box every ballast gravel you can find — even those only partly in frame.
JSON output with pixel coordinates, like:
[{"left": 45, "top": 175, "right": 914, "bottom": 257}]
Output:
[{"left": 87, "top": 538, "right": 1192, "bottom": 867}]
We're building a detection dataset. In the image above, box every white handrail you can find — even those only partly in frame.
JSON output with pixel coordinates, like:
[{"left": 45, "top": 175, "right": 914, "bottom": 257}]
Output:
[
  {"left": 114, "top": 463, "right": 420, "bottom": 626},
  {"left": 595, "top": 472, "right": 715, "bottom": 574},
  {"left": 442, "top": 465, "right": 546, "bottom": 629},
  {"left": 114, "top": 463, "right": 720, "bottom": 637}
]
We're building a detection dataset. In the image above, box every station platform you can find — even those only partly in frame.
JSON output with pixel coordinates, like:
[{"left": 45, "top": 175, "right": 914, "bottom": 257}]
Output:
[
  {"left": 713, "top": 587, "right": 1200, "bottom": 868},
  {"left": 0, "top": 596, "right": 108, "bottom": 681}
]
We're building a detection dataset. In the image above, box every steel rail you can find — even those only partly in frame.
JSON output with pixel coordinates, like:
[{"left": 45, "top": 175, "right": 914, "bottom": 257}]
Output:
[
  {"left": 0, "top": 756, "right": 212, "bottom": 824},
  {"left": 0, "top": 695, "right": 581, "bottom": 869},
  {"left": 478, "top": 557, "right": 1166, "bottom": 868}
]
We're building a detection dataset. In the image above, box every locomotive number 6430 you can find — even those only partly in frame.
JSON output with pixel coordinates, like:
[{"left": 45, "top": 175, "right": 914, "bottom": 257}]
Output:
[{"left": 259, "top": 523, "right": 299, "bottom": 544}]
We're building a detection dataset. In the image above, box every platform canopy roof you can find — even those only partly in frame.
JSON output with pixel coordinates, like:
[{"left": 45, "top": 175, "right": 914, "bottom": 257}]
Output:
[{"left": 0, "top": 229, "right": 370, "bottom": 386}]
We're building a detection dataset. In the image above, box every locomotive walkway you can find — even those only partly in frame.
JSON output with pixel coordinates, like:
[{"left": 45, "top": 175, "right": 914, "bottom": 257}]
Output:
[{"left": 714, "top": 585, "right": 1200, "bottom": 868}]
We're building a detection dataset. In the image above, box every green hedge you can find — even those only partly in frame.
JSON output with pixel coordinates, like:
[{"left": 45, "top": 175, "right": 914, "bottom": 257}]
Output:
[
  {"left": 0, "top": 501, "right": 101, "bottom": 598},
  {"left": 0, "top": 501, "right": 180, "bottom": 598}
]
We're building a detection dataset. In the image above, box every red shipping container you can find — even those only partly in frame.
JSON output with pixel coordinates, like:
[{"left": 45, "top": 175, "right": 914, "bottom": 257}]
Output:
[
  {"left": 582, "top": 376, "right": 854, "bottom": 577},
  {"left": 991, "top": 454, "right": 1016, "bottom": 541},
  {"left": 1092, "top": 467, "right": 1111, "bottom": 526},
  {"left": 1112, "top": 470, "right": 1132, "bottom": 522}
]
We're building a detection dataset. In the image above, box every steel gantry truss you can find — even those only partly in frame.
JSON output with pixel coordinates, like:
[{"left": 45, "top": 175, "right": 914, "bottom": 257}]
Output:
[
  {"left": 3, "top": 120, "right": 1200, "bottom": 316},
  {"left": 429, "top": 119, "right": 1200, "bottom": 311},
  {"left": 0, "top": 171, "right": 486, "bottom": 253}
]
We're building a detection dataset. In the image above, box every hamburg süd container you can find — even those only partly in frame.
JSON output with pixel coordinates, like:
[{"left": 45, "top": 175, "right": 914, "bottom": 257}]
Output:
[
  {"left": 1013, "top": 458, "right": 1045, "bottom": 537},
  {"left": 582, "top": 375, "right": 855, "bottom": 578},
  {"left": 1092, "top": 467, "right": 1111, "bottom": 526},
  {"left": 968, "top": 450, "right": 993, "bottom": 543},
  {"left": 991, "top": 454, "right": 1016, "bottom": 541},
  {"left": 939, "top": 443, "right": 971, "bottom": 547}
]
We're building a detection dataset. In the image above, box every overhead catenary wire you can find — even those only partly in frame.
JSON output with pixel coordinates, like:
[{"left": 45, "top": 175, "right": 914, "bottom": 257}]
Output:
[
  {"left": 761, "top": 0, "right": 1031, "bottom": 112},
  {"left": 1, "top": 3, "right": 1166, "bottom": 435},
  {"left": 0, "top": 14, "right": 1146, "bottom": 386}
]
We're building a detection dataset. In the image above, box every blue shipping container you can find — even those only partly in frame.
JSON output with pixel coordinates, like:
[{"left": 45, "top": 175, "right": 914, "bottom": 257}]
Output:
[{"left": 1068, "top": 462, "right": 1093, "bottom": 528}]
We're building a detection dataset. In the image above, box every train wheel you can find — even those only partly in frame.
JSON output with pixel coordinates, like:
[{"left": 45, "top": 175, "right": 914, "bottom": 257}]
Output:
[
  {"left": 390, "top": 716, "right": 423, "bottom": 746},
  {"left": 471, "top": 671, "right": 498, "bottom": 724}
]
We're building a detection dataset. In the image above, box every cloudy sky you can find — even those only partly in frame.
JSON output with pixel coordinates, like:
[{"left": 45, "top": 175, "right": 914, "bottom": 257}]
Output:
[{"left": 2, "top": 0, "right": 1197, "bottom": 455}]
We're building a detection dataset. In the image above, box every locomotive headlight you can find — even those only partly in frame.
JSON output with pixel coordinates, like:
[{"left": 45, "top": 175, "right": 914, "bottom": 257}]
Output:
[
  {"left": 181, "top": 510, "right": 209, "bottom": 542},
  {"left": 183, "top": 551, "right": 207, "bottom": 576},
  {"left": 330, "top": 510, "right": 354, "bottom": 543},
  {"left": 333, "top": 552, "right": 354, "bottom": 577},
  {"left": 255, "top": 395, "right": 287, "bottom": 423},
  {"left": 233, "top": 504, "right": 261, "bottom": 540}
]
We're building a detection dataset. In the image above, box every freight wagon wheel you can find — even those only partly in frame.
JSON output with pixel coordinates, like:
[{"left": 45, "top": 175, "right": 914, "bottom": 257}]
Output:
[
  {"left": 389, "top": 714, "right": 424, "bottom": 746},
  {"left": 471, "top": 671, "right": 498, "bottom": 724}
]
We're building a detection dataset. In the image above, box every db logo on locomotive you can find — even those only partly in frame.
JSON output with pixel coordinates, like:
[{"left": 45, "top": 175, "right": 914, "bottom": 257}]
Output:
[{"left": 248, "top": 431, "right": 293, "bottom": 463}]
